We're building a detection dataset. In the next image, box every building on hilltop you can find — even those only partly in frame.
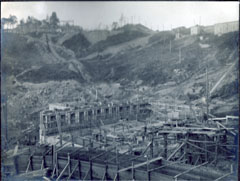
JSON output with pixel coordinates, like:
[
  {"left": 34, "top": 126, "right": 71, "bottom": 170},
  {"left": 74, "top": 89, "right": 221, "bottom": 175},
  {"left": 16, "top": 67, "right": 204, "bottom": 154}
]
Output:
[
  {"left": 172, "top": 26, "right": 190, "bottom": 39},
  {"left": 214, "top": 21, "right": 238, "bottom": 36},
  {"left": 190, "top": 25, "right": 204, "bottom": 35},
  {"left": 203, "top": 25, "right": 214, "bottom": 34}
]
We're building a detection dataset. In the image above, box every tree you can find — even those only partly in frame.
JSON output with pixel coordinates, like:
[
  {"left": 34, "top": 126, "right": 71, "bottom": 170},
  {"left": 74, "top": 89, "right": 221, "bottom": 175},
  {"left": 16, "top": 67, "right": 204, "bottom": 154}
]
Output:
[
  {"left": 1, "top": 18, "right": 11, "bottom": 31},
  {"left": 19, "top": 19, "right": 25, "bottom": 33},
  {"left": 2, "top": 15, "right": 17, "bottom": 31},
  {"left": 112, "top": 22, "right": 118, "bottom": 30},
  {"left": 9, "top": 15, "right": 17, "bottom": 29},
  {"left": 50, "top": 12, "right": 59, "bottom": 29}
]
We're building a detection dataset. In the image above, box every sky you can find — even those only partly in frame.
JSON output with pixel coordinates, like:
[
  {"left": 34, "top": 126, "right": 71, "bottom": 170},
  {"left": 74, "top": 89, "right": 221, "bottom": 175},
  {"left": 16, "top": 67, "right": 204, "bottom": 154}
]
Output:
[{"left": 1, "top": 1, "right": 239, "bottom": 30}]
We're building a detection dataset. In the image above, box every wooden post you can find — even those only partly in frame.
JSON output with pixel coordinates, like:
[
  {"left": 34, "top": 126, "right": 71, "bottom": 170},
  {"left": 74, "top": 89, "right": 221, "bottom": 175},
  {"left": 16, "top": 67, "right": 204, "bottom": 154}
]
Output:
[
  {"left": 150, "top": 135, "right": 154, "bottom": 158},
  {"left": 78, "top": 154, "right": 81, "bottom": 179},
  {"left": 163, "top": 133, "right": 168, "bottom": 159},
  {"left": 105, "top": 163, "right": 108, "bottom": 180},
  {"left": 132, "top": 161, "right": 135, "bottom": 180},
  {"left": 214, "top": 136, "right": 219, "bottom": 166},
  {"left": 71, "top": 133, "right": 74, "bottom": 147},
  {"left": 204, "top": 135, "right": 208, "bottom": 162},
  {"left": 30, "top": 155, "right": 33, "bottom": 171},
  {"left": 184, "top": 134, "right": 189, "bottom": 164},
  {"left": 90, "top": 160, "right": 93, "bottom": 180},
  {"left": 52, "top": 145, "right": 54, "bottom": 169},
  {"left": 68, "top": 153, "right": 71, "bottom": 176},
  {"left": 116, "top": 147, "right": 119, "bottom": 164},
  {"left": 13, "top": 155, "right": 19, "bottom": 174},
  {"left": 56, "top": 152, "right": 59, "bottom": 176},
  {"left": 116, "top": 163, "right": 120, "bottom": 181},
  {"left": 41, "top": 155, "right": 46, "bottom": 170},
  {"left": 147, "top": 156, "right": 150, "bottom": 181}
]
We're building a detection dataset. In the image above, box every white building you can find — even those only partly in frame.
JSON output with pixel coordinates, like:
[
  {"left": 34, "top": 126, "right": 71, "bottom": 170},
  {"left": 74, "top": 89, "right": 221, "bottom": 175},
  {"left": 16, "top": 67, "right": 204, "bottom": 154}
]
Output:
[{"left": 190, "top": 25, "right": 203, "bottom": 35}]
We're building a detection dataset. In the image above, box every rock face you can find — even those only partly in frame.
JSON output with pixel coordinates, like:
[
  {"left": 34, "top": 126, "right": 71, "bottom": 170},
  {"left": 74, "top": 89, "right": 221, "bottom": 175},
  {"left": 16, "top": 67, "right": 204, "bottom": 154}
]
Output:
[{"left": 2, "top": 25, "right": 238, "bottom": 137}]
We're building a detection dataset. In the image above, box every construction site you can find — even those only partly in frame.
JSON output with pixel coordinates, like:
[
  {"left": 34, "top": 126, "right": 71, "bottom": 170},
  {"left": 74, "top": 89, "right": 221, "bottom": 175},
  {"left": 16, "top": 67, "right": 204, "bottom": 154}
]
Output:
[
  {"left": 2, "top": 97, "right": 238, "bottom": 180},
  {"left": 1, "top": 3, "right": 239, "bottom": 181}
]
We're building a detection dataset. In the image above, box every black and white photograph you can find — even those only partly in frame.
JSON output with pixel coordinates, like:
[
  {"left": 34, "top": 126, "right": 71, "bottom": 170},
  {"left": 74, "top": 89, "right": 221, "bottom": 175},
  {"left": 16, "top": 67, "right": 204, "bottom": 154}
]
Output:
[{"left": 1, "top": 1, "right": 239, "bottom": 180}]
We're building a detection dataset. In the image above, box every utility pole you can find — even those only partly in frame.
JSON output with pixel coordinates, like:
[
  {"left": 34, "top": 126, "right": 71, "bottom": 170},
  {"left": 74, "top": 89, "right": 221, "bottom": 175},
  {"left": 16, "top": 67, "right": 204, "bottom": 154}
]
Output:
[
  {"left": 206, "top": 59, "right": 209, "bottom": 122},
  {"left": 169, "top": 40, "right": 172, "bottom": 53},
  {"left": 179, "top": 48, "right": 182, "bottom": 64}
]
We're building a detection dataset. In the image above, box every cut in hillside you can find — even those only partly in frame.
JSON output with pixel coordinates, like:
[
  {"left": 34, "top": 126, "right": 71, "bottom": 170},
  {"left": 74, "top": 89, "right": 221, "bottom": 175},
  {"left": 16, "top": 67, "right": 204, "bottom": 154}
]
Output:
[
  {"left": 62, "top": 32, "right": 91, "bottom": 57},
  {"left": 2, "top": 33, "right": 91, "bottom": 83}
]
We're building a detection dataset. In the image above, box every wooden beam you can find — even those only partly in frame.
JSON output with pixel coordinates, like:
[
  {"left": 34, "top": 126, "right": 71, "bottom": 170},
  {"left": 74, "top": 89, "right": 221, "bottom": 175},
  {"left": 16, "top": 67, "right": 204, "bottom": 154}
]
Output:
[
  {"left": 149, "top": 159, "right": 187, "bottom": 172},
  {"left": 194, "top": 155, "right": 200, "bottom": 166},
  {"left": 16, "top": 168, "right": 49, "bottom": 179},
  {"left": 56, "top": 142, "right": 71, "bottom": 152},
  {"left": 118, "top": 156, "right": 163, "bottom": 173},
  {"left": 101, "top": 171, "right": 107, "bottom": 181},
  {"left": 67, "top": 163, "right": 78, "bottom": 180},
  {"left": 51, "top": 165, "right": 56, "bottom": 178},
  {"left": 174, "top": 161, "right": 208, "bottom": 180},
  {"left": 216, "top": 122, "right": 236, "bottom": 136},
  {"left": 91, "top": 146, "right": 116, "bottom": 161},
  {"left": 167, "top": 142, "right": 185, "bottom": 161},
  {"left": 186, "top": 141, "right": 214, "bottom": 155},
  {"left": 214, "top": 172, "right": 233, "bottom": 181},
  {"left": 83, "top": 167, "right": 90, "bottom": 181},
  {"left": 56, "top": 162, "right": 69, "bottom": 181},
  {"left": 177, "top": 153, "right": 185, "bottom": 162},
  {"left": 25, "top": 155, "right": 33, "bottom": 173},
  {"left": 141, "top": 141, "right": 152, "bottom": 156}
]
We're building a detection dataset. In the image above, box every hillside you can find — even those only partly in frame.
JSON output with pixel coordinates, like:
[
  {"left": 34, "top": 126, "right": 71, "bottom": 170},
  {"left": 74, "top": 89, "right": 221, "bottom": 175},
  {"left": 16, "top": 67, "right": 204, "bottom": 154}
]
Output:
[{"left": 2, "top": 24, "right": 239, "bottom": 136}]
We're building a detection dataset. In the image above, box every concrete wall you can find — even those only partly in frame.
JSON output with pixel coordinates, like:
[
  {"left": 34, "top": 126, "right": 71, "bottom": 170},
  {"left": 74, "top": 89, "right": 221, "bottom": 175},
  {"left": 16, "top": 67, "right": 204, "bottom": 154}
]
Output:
[{"left": 40, "top": 103, "right": 150, "bottom": 136}]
